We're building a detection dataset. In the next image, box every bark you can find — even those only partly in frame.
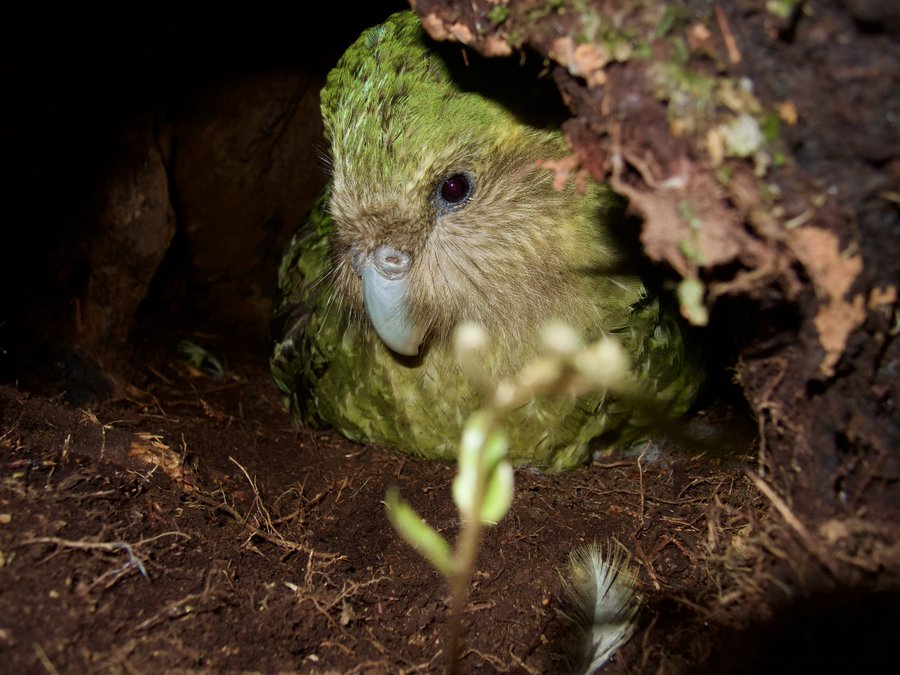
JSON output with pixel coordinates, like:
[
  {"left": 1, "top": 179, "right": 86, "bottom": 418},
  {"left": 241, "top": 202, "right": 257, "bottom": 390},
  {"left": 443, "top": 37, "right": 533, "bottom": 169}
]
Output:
[
  {"left": 172, "top": 72, "right": 327, "bottom": 337},
  {"left": 78, "top": 116, "right": 177, "bottom": 394}
]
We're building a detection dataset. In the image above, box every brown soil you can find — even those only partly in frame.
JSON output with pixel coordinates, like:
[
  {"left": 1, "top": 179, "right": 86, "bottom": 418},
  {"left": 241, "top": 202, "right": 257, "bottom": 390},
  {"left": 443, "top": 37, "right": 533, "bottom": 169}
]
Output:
[
  {"left": 0, "top": 326, "right": 772, "bottom": 674},
  {"left": 4, "top": 335, "right": 899, "bottom": 674}
]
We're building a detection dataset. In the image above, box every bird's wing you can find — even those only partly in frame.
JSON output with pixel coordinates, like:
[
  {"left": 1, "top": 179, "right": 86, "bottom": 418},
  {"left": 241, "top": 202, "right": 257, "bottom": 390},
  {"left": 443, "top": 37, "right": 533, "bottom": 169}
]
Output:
[
  {"left": 626, "top": 291, "right": 702, "bottom": 415},
  {"left": 583, "top": 291, "right": 704, "bottom": 455},
  {"left": 270, "top": 185, "right": 336, "bottom": 424}
]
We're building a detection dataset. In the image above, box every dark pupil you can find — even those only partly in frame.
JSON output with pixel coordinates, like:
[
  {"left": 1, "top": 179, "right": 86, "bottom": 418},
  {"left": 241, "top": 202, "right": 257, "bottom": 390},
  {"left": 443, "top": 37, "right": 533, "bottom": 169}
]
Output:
[{"left": 440, "top": 174, "right": 469, "bottom": 203}]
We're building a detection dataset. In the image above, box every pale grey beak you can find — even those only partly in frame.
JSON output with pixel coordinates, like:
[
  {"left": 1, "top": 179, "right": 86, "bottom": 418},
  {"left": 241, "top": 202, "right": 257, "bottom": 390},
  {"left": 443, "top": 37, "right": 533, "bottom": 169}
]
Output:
[{"left": 354, "top": 245, "right": 426, "bottom": 356}]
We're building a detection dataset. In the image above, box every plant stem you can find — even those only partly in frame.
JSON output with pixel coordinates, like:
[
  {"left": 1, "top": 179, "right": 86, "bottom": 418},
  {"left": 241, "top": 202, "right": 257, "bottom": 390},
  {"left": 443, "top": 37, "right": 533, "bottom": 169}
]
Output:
[
  {"left": 445, "top": 413, "right": 497, "bottom": 674},
  {"left": 445, "top": 514, "right": 484, "bottom": 675}
]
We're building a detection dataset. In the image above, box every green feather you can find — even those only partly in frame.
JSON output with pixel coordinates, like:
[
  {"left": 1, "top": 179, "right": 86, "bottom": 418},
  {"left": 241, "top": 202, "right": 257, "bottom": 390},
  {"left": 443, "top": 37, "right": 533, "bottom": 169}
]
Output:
[{"left": 270, "top": 12, "right": 703, "bottom": 472}]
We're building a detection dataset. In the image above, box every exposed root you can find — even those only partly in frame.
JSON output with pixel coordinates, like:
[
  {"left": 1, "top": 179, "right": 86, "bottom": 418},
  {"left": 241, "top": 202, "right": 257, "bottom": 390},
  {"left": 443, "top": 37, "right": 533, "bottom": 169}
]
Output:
[
  {"left": 746, "top": 469, "right": 840, "bottom": 579},
  {"left": 183, "top": 456, "right": 340, "bottom": 567},
  {"left": 187, "top": 486, "right": 339, "bottom": 562},
  {"left": 134, "top": 567, "right": 232, "bottom": 632},
  {"left": 21, "top": 531, "right": 190, "bottom": 581}
]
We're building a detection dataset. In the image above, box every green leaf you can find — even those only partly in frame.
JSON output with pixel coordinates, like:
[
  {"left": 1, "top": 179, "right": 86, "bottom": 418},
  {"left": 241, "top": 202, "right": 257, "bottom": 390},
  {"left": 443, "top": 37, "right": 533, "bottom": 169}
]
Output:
[
  {"left": 480, "top": 461, "right": 514, "bottom": 525},
  {"left": 480, "top": 424, "right": 509, "bottom": 470},
  {"left": 385, "top": 488, "right": 455, "bottom": 578},
  {"left": 677, "top": 279, "right": 709, "bottom": 327},
  {"left": 453, "top": 413, "right": 510, "bottom": 523},
  {"left": 457, "top": 411, "right": 490, "bottom": 472}
]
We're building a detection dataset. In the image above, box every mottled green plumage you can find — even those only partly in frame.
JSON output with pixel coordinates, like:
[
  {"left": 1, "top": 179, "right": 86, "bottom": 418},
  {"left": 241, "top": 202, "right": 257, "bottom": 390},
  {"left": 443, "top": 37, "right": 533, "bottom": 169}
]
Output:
[{"left": 270, "top": 11, "right": 702, "bottom": 472}]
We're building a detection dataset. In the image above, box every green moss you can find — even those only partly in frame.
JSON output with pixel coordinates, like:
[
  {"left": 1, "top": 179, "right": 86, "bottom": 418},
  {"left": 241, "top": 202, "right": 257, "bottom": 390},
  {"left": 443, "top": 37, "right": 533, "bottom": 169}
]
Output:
[
  {"left": 653, "top": 60, "right": 783, "bottom": 181},
  {"left": 656, "top": 63, "right": 717, "bottom": 130},
  {"left": 659, "top": 63, "right": 715, "bottom": 103},
  {"left": 528, "top": 0, "right": 564, "bottom": 22},
  {"left": 487, "top": 5, "right": 509, "bottom": 25},
  {"left": 668, "top": 35, "right": 690, "bottom": 65},
  {"left": 655, "top": 5, "right": 687, "bottom": 38},
  {"left": 714, "top": 164, "right": 734, "bottom": 187},
  {"left": 760, "top": 110, "right": 781, "bottom": 143},
  {"left": 506, "top": 28, "right": 525, "bottom": 47},
  {"left": 631, "top": 41, "right": 653, "bottom": 60},
  {"left": 766, "top": 0, "right": 801, "bottom": 19},
  {"left": 677, "top": 199, "right": 701, "bottom": 232},
  {"left": 758, "top": 182, "right": 782, "bottom": 204}
]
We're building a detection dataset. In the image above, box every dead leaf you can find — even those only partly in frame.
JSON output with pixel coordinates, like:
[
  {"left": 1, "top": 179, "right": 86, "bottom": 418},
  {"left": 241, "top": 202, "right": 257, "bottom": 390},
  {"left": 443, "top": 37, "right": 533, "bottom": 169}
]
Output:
[
  {"left": 484, "top": 34, "right": 513, "bottom": 57},
  {"left": 420, "top": 13, "right": 449, "bottom": 41},
  {"left": 548, "top": 37, "right": 609, "bottom": 87},
  {"left": 789, "top": 227, "right": 865, "bottom": 377}
]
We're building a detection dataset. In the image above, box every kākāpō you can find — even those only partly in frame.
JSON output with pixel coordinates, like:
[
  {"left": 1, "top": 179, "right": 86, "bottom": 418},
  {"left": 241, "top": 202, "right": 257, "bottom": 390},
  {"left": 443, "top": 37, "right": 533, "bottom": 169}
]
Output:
[{"left": 270, "top": 11, "right": 703, "bottom": 472}]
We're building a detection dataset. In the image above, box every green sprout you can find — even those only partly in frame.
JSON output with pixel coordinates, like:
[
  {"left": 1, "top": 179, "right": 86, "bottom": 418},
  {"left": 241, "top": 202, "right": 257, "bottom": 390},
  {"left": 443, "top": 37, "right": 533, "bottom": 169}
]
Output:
[
  {"left": 766, "top": 0, "right": 801, "bottom": 20},
  {"left": 386, "top": 321, "right": 638, "bottom": 671},
  {"left": 677, "top": 278, "right": 709, "bottom": 327}
]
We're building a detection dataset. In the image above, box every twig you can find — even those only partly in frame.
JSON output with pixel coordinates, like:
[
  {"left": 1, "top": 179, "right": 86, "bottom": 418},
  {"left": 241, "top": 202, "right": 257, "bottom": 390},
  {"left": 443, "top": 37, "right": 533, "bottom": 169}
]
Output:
[
  {"left": 21, "top": 531, "right": 190, "bottom": 579},
  {"left": 715, "top": 3, "right": 742, "bottom": 64},
  {"left": 463, "top": 647, "right": 524, "bottom": 673},
  {"left": 305, "top": 574, "right": 388, "bottom": 621},
  {"left": 147, "top": 365, "right": 174, "bottom": 386},
  {"left": 593, "top": 460, "right": 639, "bottom": 469},
  {"left": 638, "top": 611, "right": 659, "bottom": 674},
  {"left": 631, "top": 540, "right": 662, "bottom": 591},
  {"left": 33, "top": 643, "right": 61, "bottom": 675},
  {"left": 670, "top": 594, "right": 711, "bottom": 615},
  {"left": 269, "top": 508, "right": 302, "bottom": 526},
  {"left": 579, "top": 486, "right": 711, "bottom": 506},
  {"left": 135, "top": 568, "right": 225, "bottom": 631},
  {"left": 229, "top": 456, "right": 268, "bottom": 526},
  {"left": 637, "top": 444, "right": 648, "bottom": 529}
]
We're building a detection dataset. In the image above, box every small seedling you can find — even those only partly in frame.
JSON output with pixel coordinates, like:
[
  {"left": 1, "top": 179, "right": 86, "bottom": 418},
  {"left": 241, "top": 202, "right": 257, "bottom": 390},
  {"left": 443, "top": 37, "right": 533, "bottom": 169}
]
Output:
[{"left": 386, "top": 321, "right": 642, "bottom": 671}]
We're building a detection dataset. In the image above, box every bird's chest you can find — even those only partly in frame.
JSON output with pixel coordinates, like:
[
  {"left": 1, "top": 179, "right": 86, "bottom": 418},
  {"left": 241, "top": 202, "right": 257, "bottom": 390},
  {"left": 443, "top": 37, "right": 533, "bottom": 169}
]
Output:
[
  {"left": 315, "top": 325, "right": 479, "bottom": 460},
  {"left": 315, "top": 323, "right": 599, "bottom": 467}
]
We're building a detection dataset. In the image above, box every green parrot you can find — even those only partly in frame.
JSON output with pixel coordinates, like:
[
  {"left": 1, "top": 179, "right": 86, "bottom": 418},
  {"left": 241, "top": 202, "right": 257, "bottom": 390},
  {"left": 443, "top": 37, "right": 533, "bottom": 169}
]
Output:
[{"left": 270, "top": 11, "right": 702, "bottom": 472}]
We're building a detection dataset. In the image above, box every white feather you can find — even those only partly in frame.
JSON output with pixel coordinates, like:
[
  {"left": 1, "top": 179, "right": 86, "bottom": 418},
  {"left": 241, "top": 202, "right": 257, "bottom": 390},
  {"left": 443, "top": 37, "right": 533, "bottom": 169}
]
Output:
[{"left": 561, "top": 541, "right": 641, "bottom": 674}]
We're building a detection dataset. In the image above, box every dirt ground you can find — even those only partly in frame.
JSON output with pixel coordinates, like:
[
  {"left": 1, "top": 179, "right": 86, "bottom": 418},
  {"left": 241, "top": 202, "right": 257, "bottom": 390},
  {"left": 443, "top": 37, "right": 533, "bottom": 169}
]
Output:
[
  {"left": 0, "top": 320, "right": 828, "bottom": 672},
  {"left": 3, "top": 330, "right": 900, "bottom": 674},
  {"left": 0, "top": 321, "right": 761, "bottom": 673}
]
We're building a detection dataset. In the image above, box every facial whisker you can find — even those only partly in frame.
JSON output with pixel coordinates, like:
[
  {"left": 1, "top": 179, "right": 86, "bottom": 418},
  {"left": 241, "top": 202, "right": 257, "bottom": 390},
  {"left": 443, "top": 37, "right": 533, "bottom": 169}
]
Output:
[{"left": 315, "top": 292, "right": 337, "bottom": 341}]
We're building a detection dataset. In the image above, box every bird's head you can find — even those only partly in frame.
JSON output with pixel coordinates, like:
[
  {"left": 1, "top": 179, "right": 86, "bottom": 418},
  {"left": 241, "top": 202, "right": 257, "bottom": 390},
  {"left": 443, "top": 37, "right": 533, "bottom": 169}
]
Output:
[{"left": 320, "top": 12, "right": 619, "bottom": 358}]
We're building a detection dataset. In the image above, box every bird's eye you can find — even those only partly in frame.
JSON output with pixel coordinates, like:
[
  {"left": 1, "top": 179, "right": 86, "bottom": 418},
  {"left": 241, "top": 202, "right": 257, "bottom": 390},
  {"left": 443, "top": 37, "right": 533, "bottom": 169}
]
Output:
[{"left": 437, "top": 173, "right": 473, "bottom": 207}]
